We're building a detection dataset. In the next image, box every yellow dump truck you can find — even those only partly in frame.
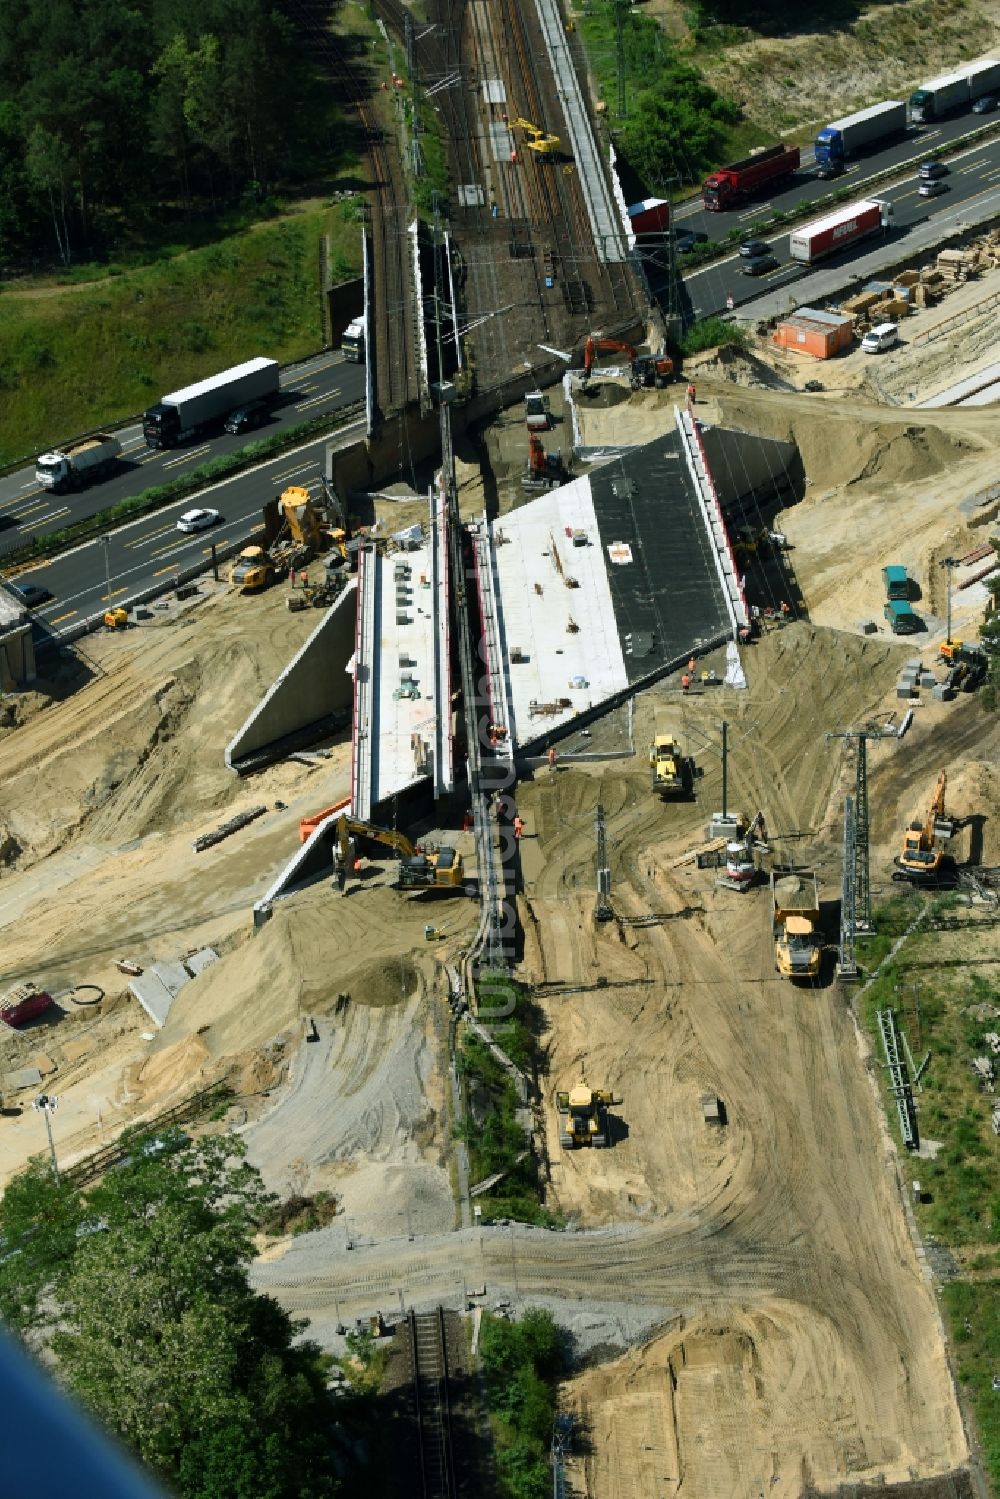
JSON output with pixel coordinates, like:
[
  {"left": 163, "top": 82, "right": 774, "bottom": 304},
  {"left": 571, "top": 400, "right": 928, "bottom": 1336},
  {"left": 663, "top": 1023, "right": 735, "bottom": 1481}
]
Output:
[
  {"left": 771, "top": 870, "right": 821, "bottom": 980},
  {"left": 229, "top": 545, "right": 275, "bottom": 591}
]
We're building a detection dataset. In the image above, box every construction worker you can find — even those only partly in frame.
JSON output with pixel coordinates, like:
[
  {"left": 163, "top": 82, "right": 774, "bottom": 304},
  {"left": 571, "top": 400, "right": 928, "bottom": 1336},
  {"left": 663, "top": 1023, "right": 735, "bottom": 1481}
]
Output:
[
  {"left": 547, "top": 746, "right": 557, "bottom": 773},
  {"left": 681, "top": 673, "right": 691, "bottom": 694},
  {"left": 687, "top": 382, "right": 697, "bottom": 404},
  {"left": 513, "top": 815, "right": 525, "bottom": 841},
  {"left": 780, "top": 599, "right": 792, "bottom": 617},
  {"left": 462, "top": 811, "right": 474, "bottom": 833},
  {"left": 725, "top": 292, "right": 734, "bottom": 312}
]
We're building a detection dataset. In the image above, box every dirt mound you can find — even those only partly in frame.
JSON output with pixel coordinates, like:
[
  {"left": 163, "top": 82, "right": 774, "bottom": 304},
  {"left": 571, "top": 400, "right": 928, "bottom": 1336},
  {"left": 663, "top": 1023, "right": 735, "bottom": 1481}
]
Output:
[
  {"left": 137, "top": 1032, "right": 212, "bottom": 1106},
  {"left": 710, "top": 388, "right": 984, "bottom": 494},
  {"left": 692, "top": 343, "right": 794, "bottom": 392},
  {"left": 350, "top": 954, "right": 420, "bottom": 1007}
]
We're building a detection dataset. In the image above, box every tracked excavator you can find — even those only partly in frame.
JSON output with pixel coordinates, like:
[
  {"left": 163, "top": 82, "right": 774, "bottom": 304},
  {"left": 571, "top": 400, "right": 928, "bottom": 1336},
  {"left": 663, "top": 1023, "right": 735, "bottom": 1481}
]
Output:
[
  {"left": 523, "top": 432, "right": 566, "bottom": 491},
  {"left": 893, "top": 771, "right": 954, "bottom": 883},
  {"left": 510, "top": 116, "right": 561, "bottom": 155},
  {"left": 581, "top": 335, "right": 674, "bottom": 388},
  {"left": 331, "top": 815, "right": 466, "bottom": 892}
]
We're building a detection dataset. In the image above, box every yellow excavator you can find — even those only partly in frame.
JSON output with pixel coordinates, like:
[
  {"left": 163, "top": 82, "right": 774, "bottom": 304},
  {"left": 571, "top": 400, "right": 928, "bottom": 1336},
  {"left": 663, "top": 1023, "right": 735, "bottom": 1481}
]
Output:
[
  {"left": 893, "top": 771, "right": 954, "bottom": 883},
  {"left": 555, "top": 1077, "right": 622, "bottom": 1149},
  {"left": 331, "top": 815, "right": 465, "bottom": 892},
  {"left": 511, "top": 116, "right": 561, "bottom": 155}
]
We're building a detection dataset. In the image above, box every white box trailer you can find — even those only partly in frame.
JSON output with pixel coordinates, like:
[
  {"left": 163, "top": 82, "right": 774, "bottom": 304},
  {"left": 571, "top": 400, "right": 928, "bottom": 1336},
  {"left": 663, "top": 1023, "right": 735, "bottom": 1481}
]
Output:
[
  {"left": 142, "top": 357, "right": 279, "bottom": 447},
  {"left": 962, "top": 58, "right": 1000, "bottom": 98}
]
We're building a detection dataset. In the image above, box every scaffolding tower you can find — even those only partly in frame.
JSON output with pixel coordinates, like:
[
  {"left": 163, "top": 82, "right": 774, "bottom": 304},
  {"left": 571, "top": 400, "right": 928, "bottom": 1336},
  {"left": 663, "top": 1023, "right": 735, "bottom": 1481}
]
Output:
[
  {"left": 595, "top": 802, "right": 613, "bottom": 921},
  {"left": 838, "top": 794, "right": 858, "bottom": 980}
]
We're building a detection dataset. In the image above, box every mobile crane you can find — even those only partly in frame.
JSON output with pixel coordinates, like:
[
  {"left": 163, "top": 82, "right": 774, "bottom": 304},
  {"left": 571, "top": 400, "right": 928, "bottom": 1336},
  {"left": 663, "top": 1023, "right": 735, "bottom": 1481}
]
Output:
[
  {"left": 331, "top": 815, "right": 466, "bottom": 892},
  {"left": 893, "top": 771, "right": 954, "bottom": 883}
]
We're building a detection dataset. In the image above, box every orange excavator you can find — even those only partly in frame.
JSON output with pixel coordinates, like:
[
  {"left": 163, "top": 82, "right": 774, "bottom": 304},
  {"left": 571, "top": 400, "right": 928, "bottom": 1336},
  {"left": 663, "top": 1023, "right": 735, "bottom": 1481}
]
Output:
[
  {"left": 581, "top": 335, "right": 675, "bottom": 388},
  {"left": 523, "top": 431, "right": 565, "bottom": 491},
  {"left": 893, "top": 771, "right": 954, "bottom": 883}
]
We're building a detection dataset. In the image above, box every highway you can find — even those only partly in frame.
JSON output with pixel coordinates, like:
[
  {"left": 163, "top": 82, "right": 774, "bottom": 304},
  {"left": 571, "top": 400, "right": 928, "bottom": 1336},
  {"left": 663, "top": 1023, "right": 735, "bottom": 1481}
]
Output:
[
  {"left": 16, "top": 414, "right": 366, "bottom": 650},
  {"left": 681, "top": 126, "right": 1000, "bottom": 319},
  {"left": 0, "top": 350, "right": 365, "bottom": 549},
  {"left": 672, "top": 107, "right": 1000, "bottom": 242}
]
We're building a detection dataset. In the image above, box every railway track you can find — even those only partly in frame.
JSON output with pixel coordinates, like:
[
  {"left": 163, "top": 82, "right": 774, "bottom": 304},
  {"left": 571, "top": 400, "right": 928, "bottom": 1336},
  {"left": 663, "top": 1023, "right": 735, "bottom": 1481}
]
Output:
[
  {"left": 409, "top": 1308, "right": 459, "bottom": 1499},
  {"left": 285, "top": 0, "right": 417, "bottom": 421}
]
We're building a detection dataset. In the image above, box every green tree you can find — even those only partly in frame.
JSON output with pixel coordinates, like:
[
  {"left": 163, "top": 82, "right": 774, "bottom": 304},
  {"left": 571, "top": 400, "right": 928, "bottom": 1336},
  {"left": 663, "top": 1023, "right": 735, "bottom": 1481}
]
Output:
[{"left": 0, "top": 1132, "right": 339, "bottom": 1499}]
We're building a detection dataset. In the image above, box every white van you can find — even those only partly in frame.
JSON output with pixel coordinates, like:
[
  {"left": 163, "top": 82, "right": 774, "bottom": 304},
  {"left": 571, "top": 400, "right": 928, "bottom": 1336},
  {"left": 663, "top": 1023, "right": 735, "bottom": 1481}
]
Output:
[{"left": 861, "top": 322, "right": 899, "bottom": 354}]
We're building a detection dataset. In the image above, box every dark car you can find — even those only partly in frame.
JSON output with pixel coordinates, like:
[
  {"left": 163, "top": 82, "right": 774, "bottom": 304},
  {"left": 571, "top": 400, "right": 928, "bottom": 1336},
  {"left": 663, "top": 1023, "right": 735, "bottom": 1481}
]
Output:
[
  {"left": 672, "top": 229, "right": 708, "bottom": 254},
  {"left": 6, "top": 580, "right": 52, "bottom": 609},
  {"left": 224, "top": 399, "right": 269, "bottom": 435},
  {"left": 918, "top": 158, "right": 948, "bottom": 180},
  {"left": 738, "top": 238, "right": 770, "bottom": 258},
  {"left": 972, "top": 94, "right": 998, "bottom": 113},
  {"left": 741, "top": 253, "right": 779, "bottom": 277}
]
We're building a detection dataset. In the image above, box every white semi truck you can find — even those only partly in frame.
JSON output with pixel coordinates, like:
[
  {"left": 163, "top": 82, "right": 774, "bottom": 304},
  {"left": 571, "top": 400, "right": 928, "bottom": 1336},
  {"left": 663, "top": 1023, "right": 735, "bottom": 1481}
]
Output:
[
  {"left": 142, "top": 356, "right": 279, "bottom": 448},
  {"left": 35, "top": 433, "right": 123, "bottom": 492}
]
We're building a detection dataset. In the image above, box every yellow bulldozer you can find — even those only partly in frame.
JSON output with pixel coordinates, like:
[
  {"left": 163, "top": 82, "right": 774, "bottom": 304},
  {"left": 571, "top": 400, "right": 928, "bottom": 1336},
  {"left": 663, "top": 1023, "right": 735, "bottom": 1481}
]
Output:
[
  {"left": 555, "top": 1077, "right": 622, "bottom": 1148},
  {"left": 649, "top": 734, "right": 692, "bottom": 797},
  {"left": 331, "top": 815, "right": 466, "bottom": 893}
]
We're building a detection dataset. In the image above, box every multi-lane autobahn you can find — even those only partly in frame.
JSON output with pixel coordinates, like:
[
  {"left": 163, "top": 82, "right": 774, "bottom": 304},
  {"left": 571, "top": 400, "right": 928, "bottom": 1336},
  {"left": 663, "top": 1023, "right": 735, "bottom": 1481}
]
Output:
[
  {"left": 6, "top": 111, "right": 1000, "bottom": 644},
  {"left": 6, "top": 408, "right": 365, "bottom": 652},
  {"left": 0, "top": 350, "right": 364, "bottom": 547},
  {"left": 665, "top": 114, "right": 1000, "bottom": 316}
]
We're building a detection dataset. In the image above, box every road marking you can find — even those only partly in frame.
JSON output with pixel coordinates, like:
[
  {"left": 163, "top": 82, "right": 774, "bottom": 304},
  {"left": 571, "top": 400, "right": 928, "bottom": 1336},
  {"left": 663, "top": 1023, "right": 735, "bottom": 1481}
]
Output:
[
  {"left": 123, "top": 522, "right": 177, "bottom": 549},
  {"left": 48, "top": 610, "right": 76, "bottom": 624},
  {"left": 29, "top": 506, "right": 72, "bottom": 527},
  {"left": 10, "top": 497, "right": 60, "bottom": 520},
  {"left": 106, "top": 586, "right": 128, "bottom": 599},
  {"left": 272, "top": 462, "right": 315, "bottom": 482},
  {"left": 20, "top": 480, "right": 39, "bottom": 491},
  {"left": 296, "top": 389, "right": 342, "bottom": 411},
  {"left": 163, "top": 445, "right": 211, "bottom": 469},
  {"left": 153, "top": 564, "right": 180, "bottom": 576},
  {"left": 149, "top": 536, "right": 197, "bottom": 558}
]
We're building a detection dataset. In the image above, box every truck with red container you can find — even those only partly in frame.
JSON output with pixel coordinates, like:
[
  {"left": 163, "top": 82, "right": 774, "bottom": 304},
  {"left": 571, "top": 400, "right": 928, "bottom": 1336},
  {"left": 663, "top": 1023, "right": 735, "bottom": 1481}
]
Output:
[
  {"left": 789, "top": 198, "right": 893, "bottom": 265},
  {"left": 1, "top": 983, "right": 54, "bottom": 1028},
  {"left": 626, "top": 197, "right": 670, "bottom": 237},
  {"left": 702, "top": 143, "right": 800, "bottom": 211}
]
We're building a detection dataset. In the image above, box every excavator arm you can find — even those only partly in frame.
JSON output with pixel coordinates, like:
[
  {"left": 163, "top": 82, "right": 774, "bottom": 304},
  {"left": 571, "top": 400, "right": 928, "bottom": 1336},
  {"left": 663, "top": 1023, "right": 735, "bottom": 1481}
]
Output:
[
  {"left": 582, "top": 335, "right": 639, "bottom": 380},
  {"left": 334, "top": 816, "right": 417, "bottom": 864}
]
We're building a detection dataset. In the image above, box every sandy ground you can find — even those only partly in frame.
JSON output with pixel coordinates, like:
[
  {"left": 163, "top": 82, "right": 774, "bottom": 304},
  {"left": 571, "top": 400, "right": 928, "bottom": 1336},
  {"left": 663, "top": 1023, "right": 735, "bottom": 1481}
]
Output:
[
  {"left": 511, "top": 632, "right": 984, "bottom": 1494},
  {"left": 2, "top": 232, "right": 999, "bottom": 1495}
]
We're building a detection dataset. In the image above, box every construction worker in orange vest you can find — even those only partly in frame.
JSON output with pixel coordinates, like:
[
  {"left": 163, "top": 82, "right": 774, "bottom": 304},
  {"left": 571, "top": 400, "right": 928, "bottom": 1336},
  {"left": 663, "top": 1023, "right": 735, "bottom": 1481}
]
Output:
[
  {"left": 681, "top": 673, "right": 691, "bottom": 694},
  {"left": 547, "top": 746, "right": 557, "bottom": 772},
  {"left": 687, "top": 382, "right": 697, "bottom": 404},
  {"left": 513, "top": 815, "right": 525, "bottom": 841}
]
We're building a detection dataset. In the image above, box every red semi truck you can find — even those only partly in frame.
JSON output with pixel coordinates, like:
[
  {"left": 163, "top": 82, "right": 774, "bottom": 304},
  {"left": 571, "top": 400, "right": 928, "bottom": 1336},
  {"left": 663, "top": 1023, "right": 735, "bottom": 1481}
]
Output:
[
  {"left": 702, "top": 143, "right": 800, "bottom": 210},
  {"left": 789, "top": 198, "right": 893, "bottom": 265}
]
